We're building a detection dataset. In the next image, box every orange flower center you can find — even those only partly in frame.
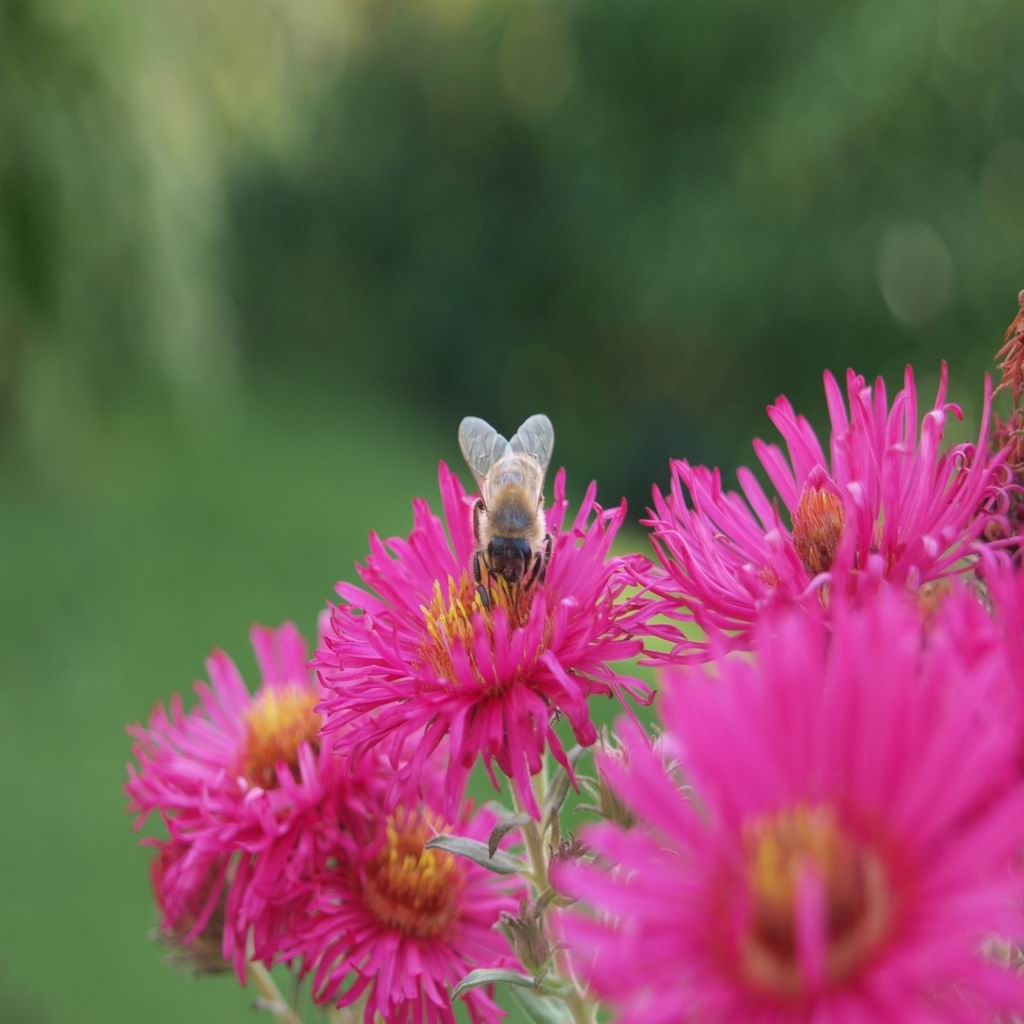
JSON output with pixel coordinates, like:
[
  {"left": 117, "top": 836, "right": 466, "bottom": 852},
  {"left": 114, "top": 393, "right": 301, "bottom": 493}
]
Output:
[
  {"left": 792, "top": 484, "right": 845, "bottom": 576},
  {"left": 363, "top": 807, "right": 463, "bottom": 939},
  {"left": 739, "top": 804, "right": 889, "bottom": 998},
  {"left": 418, "top": 573, "right": 541, "bottom": 688},
  {"left": 239, "top": 684, "right": 321, "bottom": 789}
]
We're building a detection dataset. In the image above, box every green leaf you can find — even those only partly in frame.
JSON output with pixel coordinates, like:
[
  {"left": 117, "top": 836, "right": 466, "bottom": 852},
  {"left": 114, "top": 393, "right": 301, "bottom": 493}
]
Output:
[
  {"left": 488, "top": 813, "right": 531, "bottom": 858},
  {"left": 425, "top": 834, "right": 525, "bottom": 875},
  {"left": 451, "top": 968, "right": 538, "bottom": 999},
  {"left": 506, "top": 984, "right": 574, "bottom": 1024}
]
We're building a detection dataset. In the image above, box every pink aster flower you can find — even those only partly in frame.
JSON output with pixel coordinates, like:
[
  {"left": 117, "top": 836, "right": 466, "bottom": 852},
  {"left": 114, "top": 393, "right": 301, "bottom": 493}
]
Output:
[
  {"left": 557, "top": 587, "right": 1024, "bottom": 1023},
  {"left": 316, "top": 462, "right": 652, "bottom": 818},
  {"left": 278, "top": 779, "right": 521, "bottom": 1024},
  {"left": 126, "top": 622, "right": 381, "bottom": 977},
  {"left": 643, "top": 363, "right": 1010, "bottom": 658}
]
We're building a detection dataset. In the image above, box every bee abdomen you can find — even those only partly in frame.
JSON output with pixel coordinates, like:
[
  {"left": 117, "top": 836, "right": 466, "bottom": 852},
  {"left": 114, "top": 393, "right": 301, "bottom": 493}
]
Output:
[{"left": 491, "top": 501, "right": 534, "bottom": 535}]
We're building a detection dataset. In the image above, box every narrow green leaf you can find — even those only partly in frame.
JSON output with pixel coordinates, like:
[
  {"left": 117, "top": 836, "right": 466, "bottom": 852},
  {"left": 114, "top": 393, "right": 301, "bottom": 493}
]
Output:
[
  {"left": 451, "top": 968, "right": 537, "bottom": 999},
  {"left": 425, "top": 834, "right": 525, "bottom": 875},
  {"left": 488, "top": 813, "right": 531, "bottom": 858}
]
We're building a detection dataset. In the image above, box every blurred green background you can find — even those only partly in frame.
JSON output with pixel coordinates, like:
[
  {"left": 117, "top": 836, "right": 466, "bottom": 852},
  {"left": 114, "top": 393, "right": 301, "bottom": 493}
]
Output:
[{"left": 1, "top": 0, "right": 1022, "bottom": 1020}]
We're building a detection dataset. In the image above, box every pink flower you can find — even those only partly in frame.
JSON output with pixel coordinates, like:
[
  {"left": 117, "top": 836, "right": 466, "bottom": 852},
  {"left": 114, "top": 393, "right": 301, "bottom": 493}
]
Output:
[
  {"left": 126, "top": 622, "right": 381, "bottom": 977},
  {"left": 278, "top": 780, "right": 521, "bottom": 1024},
  {"left": 316, "top": 463, "right": 652, "bottom": 818},
  {"left": 557, "top": 587, "right": 1024, "bottom": 1022},
  {"left": 642, "top": 364, "right": 1009, "bottom": 659}
]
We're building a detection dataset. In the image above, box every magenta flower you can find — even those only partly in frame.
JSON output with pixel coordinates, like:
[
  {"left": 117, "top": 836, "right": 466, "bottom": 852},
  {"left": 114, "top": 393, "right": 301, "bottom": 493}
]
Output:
[
  {"left": 278, "top": 779, "right": 521, "bottom": 1024},
  {"left": 126, "top": 622, "right": 380, "bottom": 976},
  {"left": 316, "top": 463, "right": 652, "bottom": 817},
  {"left": 557, "top": 587, "right": 1024, "bottom": 1022},
  {"left": 643, "top": 364, "right": 1009, "bottom": 658}
]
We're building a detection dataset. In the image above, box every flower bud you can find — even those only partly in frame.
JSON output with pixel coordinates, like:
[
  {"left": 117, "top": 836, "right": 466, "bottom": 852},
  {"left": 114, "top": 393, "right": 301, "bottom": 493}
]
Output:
[
  {"left": 149, "top": 843, "right": 231, "bottom": 975},
  {"left": 500, "top": 897, "right": 551, "bottom": 974}
]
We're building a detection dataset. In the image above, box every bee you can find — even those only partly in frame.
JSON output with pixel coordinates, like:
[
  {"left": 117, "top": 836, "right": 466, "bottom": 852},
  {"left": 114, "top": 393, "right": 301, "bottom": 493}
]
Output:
[{"left": 458, "top": 414, "right": 555, "bottom": 608}]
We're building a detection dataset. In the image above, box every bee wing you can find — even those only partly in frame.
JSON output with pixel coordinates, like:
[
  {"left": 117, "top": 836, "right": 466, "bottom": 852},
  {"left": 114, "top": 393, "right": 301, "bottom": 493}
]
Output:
[
  {"left": 458, "top": 416, "right": 512, "bottom": 493},
  {"left": 509, "top": 414, "right": 555, "bottom": 482}
]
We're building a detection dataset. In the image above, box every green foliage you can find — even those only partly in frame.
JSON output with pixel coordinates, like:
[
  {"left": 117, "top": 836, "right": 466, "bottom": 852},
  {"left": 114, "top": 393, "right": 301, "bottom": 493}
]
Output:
[
  {"left": 229, "top": 0, "right": 1024, "bottom": 504},
  {"left": 0, "top": 0, "right": 340, "bottom": 464},
  {"left": 0, "top": 389, "right": 445, "bottom": 1022}
]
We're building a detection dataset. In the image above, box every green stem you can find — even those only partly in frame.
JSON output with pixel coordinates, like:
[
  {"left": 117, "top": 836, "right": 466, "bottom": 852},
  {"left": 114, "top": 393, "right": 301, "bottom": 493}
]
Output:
[
  {"left": 559, "top": 977, "right": 593, "bottom": 1024},
  {"left": 512, "top": 762, "right": 594, "bottom": 1024},
  {"left": 248, "top": 961, "right": 302, "bottom": 1024},
  {"left": 521, "top": 814, "right": 550, "bottom": 891}
]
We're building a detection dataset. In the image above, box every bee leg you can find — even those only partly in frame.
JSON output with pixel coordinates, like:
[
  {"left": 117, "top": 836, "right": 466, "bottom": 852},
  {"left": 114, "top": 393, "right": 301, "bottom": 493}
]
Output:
[
  {"left": 524, "top": 549, "right": 543, "bottom": 591},
  {"left": 474, "top": 550, "right": 491, "bottom": 609},
  {"left": 472, "top": 498, "right": 486, "bottom": 546},
  {"left": 538, "top": 532, "right": 553, "bottom": 583}
]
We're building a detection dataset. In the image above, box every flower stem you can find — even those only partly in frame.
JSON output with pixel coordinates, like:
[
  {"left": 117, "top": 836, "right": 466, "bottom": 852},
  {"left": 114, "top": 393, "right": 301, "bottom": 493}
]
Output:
[
  {"left": 521, "top": 814, "right": 550, "bottom": 891},
  {"left": 248, "top": 961, "right": 302, "bottom": 1024},
  {"left": 512, "top": 760, "right": 594, "bottom": 1024},
  {"left": 560, "top": 977, "right": 594, "bottom": 1024}
]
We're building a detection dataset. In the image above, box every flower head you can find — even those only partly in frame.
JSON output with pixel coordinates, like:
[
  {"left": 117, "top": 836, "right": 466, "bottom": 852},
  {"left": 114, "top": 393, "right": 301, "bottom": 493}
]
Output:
[
  {"left": 642, "top": 363, "right": 1009, "bottom": 658},
  {"left": 557, "top": 587, "right": 1024, "bottom": 1022},
  {"left": 126, "top": 622, "right": 380, "bottom": 976},
  {"left": 280, "top": 780, "right": 521, "bottom": 1024},
  {"left": 316, "top": 463, "right": 652, "bottom": 817}
]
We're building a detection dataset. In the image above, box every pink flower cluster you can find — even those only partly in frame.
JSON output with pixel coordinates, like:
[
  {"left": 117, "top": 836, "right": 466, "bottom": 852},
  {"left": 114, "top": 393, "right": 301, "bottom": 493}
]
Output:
[
  {"left": 127, "top": 623, "right": 521, "bottom": 1023},
  {"left": 558, "top": 578, "right": 1024, "bottom": 1022},
  {"left": 642, "top": 364, "right": 1010, "bottom": 658},
  {"left": 126, "top": 350, "right": 1024, "bottom": 1024},
  {"left": 126, "top": 456, "right": 650, "bottom": 1021}
]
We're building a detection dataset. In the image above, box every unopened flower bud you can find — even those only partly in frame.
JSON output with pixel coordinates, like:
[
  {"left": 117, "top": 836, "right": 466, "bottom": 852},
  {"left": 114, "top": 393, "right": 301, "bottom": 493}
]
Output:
[
  {"left": 149, "top": 843, "right": 231, "bottom": 975},
  {"left": 550, "top": 833, "right": 589, "bottom": 866},
  {"left": 500, "top": 897, "right": 551, "bottom": 974},
  {"left": 587, "top": 729, "right": 637, "bottom": 829}
]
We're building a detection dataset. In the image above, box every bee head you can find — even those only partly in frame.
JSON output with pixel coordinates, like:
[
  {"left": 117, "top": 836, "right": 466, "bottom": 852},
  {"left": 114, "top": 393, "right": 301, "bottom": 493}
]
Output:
[{"left": 488, "top": 537, "right": 532, "bottom": 583}]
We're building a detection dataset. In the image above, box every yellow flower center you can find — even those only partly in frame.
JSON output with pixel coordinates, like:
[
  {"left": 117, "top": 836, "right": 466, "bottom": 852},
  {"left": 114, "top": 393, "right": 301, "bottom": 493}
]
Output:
[
  {"left": 363, "top": 807, "right": 463, "bottom": 939},
  {"left": 792, "top": 484, "right": 845, "bottom": 577},
  {"left": 239, "top": 684, "right": 322, "bottom": 790},
  {"left": 740, "top": 804, "right": 889, "bottom": 998},
  {"left": 418, "top": 573, "right": 541, "bottom": 687}
]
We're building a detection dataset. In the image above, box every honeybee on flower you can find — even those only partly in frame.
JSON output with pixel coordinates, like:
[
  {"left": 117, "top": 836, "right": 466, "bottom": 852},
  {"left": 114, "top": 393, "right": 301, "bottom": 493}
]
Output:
[{"left": 316, "top": 450, "right": 654, "bottom": 819}]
